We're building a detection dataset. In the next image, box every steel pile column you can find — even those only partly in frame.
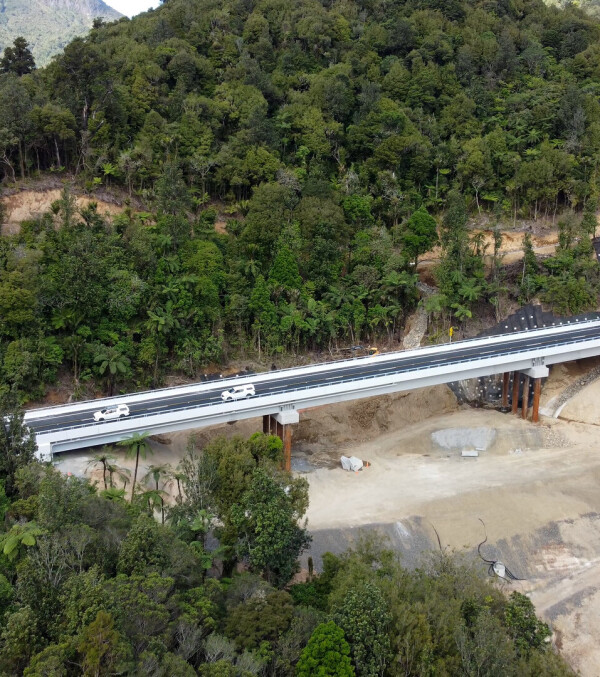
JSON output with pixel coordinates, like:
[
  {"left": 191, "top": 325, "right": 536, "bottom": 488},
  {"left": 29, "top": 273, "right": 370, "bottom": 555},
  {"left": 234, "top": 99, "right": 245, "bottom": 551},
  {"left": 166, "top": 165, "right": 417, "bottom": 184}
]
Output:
[
  {"left": 502, "top": 372, "right": 510, "bottom": 408},
  {"left": 532, "top": 378, "right": 542, "bottom": 423},
  {"left": 511, "top": 373, "right": 519, "bottom": 415},
  {"left": 521, "top": 375, "right": 530, "bottom": 419},
  {"left": 262, "top": 411, "right": 299, "bottom": 473},
  {"left": 283, "top": 425, "right": 293, "bottom": 472}
]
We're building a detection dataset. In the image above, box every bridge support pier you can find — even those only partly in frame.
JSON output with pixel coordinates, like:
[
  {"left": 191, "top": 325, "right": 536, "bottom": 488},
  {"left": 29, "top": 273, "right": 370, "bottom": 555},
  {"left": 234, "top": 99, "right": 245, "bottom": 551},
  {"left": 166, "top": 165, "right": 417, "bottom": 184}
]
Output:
[
  {"left": 520, "top": 365, "right": 549, "bottom": 423},
  {"left": 511, "top": 373, "right": 519, "bottom": 415},
  {"left": 502, "top": 372, "right": 510, "bottom": 408},
  {"left": 532, "top": 378, "right": 541, "bottom": 423},
  {"left": 262, "top": 411, "right": 299, "bottom": 472},
  {"left": 521, "top": 375, "right": 530, "bottom": 419},
  {"left": 35, "top": 442, "right": 53, "bottom": 463}
]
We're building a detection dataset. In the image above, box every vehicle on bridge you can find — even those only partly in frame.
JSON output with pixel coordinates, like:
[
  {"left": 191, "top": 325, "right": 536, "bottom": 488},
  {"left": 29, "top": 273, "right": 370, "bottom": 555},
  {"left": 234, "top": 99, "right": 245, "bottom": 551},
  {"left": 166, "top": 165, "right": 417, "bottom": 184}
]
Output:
[
  {"left": 221, "top": 384, "right": 255, "bottom": 401},
  {"left": 93, "top": 404, "right": 130, "bottom": 422}
]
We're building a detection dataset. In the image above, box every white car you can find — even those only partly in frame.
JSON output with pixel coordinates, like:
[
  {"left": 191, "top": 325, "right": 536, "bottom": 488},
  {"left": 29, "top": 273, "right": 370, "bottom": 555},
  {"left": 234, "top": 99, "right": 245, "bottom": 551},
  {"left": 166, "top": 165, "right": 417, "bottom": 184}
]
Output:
[
  {"left": 221, "top": 384, "right": 255, "bottom": 402},
  {"left": 93, "top": 404, "right": 130, "bottom": 422}
]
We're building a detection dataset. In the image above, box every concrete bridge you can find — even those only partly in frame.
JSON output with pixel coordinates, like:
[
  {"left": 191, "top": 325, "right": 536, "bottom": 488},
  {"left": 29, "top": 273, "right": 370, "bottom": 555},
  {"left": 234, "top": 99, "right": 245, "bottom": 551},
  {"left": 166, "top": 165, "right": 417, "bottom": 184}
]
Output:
[{"left": 24, "top": 319, "right": 600, "bottom": 466}]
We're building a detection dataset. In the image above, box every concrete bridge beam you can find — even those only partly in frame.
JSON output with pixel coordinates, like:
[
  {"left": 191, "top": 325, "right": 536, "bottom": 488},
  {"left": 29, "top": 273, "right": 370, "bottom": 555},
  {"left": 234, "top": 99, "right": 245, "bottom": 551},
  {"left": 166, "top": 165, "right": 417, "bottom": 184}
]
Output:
[{"left": 521, "top": 365, "right": 550, "bottom": 379}]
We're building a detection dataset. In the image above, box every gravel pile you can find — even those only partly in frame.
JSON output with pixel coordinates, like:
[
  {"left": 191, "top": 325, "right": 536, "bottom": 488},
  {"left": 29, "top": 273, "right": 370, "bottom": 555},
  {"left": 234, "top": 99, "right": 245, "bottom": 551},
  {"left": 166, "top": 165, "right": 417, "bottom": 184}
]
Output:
[
  {"left": 543, "top": 426, "right": 570, "bottom": 448},
  {"left": 552, "top": 365, "right": 600, "bottom": 416}
]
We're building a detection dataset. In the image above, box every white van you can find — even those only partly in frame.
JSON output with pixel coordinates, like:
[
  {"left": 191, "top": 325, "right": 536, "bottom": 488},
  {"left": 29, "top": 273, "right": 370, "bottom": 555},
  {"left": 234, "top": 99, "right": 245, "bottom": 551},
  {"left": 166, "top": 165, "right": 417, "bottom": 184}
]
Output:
[
  {"left": 221, "top": 384, "right": 256, "bottom": 401},
  {"left": 93, "top": 404, "right": 130, "bottom": 422}
]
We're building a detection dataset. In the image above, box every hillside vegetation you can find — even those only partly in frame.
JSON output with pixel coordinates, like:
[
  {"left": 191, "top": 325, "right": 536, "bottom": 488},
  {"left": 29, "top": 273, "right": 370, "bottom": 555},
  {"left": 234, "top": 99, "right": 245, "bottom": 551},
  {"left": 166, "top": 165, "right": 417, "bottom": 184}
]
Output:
[
  {"left": 0, "top": 0, "right": 122, "bottom": 66},
  {"left": 545, "top": 0, "right": 600, "bottom": 17},
  {"left": 0, "top": 419, "right": 574, "bottom": 675},
  {"left": 0, "top": 0, "right": 600, "bottom": 401}
]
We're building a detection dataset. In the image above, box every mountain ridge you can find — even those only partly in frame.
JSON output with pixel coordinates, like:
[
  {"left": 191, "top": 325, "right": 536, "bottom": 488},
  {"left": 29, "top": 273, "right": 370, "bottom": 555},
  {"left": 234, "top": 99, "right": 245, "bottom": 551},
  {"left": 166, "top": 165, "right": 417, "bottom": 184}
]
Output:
[
  {"left": 0, "top": 0, "right": 123, "bottom": 66},
  {"left": 545, "top": 0, "right": 600, "bottom": 16}
]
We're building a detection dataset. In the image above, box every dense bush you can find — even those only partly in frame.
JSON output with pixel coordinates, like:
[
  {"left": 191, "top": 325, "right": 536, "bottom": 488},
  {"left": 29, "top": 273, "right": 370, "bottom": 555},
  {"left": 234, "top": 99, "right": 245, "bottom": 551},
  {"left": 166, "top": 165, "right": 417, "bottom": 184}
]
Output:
[
  {"left": 0, "top": 0, "right": 600, "bottom": 399},
  {"left": 0, "top": 427, "right": 573, "bottom": 675}
]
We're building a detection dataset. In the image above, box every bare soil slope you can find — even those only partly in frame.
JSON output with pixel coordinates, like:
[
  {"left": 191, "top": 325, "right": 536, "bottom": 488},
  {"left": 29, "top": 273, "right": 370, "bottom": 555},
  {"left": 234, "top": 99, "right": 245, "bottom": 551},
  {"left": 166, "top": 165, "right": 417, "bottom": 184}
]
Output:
[{"left": 1, "top": 188, "right": 127, "bottom": 234}]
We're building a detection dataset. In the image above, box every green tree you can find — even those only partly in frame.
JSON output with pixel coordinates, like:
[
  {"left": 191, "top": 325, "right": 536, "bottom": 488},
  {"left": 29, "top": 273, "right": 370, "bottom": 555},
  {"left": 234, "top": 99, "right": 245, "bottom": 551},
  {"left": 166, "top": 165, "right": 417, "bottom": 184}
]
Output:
[
  {"left": 0, "top": 607, "right": 41, "bottom": 675},
  {"left": 29, "top": 103, "right": 76, "bottom": 168},
  {"left": 231, "top": 468, "right": 310, "bottom": 587},
  {"left": 117, "top": 514, "right": 171, "bottom": 576},
  {"left": 86, "top": 449, "right": 116, "bottom": 491},
  {"left": 268, "top": 246, "right": 302, "bottom": 290},
  {"left": 334, "top": 581, "right": 392, "bottom": 677},
  {"left": 0, "top": 396, "right": 37, "bottom": 498},
  {"left": 77, "top": 610, "right": 132, "bottom": 676},
  {"left": 225, "top": 588, "right": 294, "bottom": 650},
  {"left": 24, "top": 642, "right": 77, "bottom": 676},
  {"left": 1, "top": 522, "right": 43, "bottom": 562},
  {"left": 296, "top": 621, "right": 355, "bottom": 677},
  {"left": 242, "top": 183, "right": 293, "bottom": 266},
  {"left": 94, "top": 346, "right": 131, "bottom": 397},
  {"left": 156, "top": 161, "right": 190, "bottom": 218},
  {"left": 102, "top": 573, "right": 172, "bottom": 659},
  {"left": 0, "top": 37, "right": 35, "bottom": 76},
  {"left": 400, "top": 206, "right": 438, "bottom": 267},
  {"left": 581, "top": 196, "right": 598, "bottom": 238},
  {"left": 505, "top": 592, "right": 552, "bottom": 657},
  {"left": 457, "top": 609, "right": 516, "bottom": 677},
  {"left": 142, "top": 463, "right": 171, "bottom": 523},
  {"left": 117, "top": 432, "right": 152, "bottom": 501}
]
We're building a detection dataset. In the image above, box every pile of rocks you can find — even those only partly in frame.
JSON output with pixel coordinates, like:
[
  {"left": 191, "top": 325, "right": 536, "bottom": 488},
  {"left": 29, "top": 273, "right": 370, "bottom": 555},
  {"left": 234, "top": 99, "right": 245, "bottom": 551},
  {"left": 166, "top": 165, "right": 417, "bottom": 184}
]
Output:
[
  {"left": 542, "top": 426, "right": 569, "bottom": 449},
  {"left": 551, "top": 365, "right": 600, "bottom": 416}
]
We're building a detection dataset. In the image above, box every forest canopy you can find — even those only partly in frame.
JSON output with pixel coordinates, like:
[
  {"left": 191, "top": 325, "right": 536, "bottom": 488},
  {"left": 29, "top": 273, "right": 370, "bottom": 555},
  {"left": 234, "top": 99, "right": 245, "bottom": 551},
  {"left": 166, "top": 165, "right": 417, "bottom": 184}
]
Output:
[
  {"left": 6, "top": 0, "right": 600, "bottom": 213},
  {"left": 0, "top": 417, "right": 574, "bottom": 675},
  {"left": 1, "top": 0, "right": 600, "bottom": 400}
]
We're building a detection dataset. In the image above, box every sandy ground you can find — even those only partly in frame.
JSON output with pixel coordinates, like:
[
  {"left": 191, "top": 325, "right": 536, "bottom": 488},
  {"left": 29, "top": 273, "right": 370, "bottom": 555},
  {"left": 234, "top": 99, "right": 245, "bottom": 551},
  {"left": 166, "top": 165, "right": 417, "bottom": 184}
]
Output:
[
  {"left": 1, "top": 189, "right": 128, "bottom": 234},
  {"left": 2, "top": 185, "right": 559, "bottom": 281},
  {"left": 416, "top": 228, "right": 559, "bottom": 283},
  {"left": 54, "top": 359, "right": 600, "bottom": 675},
  {"left": 560, "top": 374, "right": 600, "bottom": 425},
  {"left": 298, "top": 363, "right": 600, "bottom": 676}
]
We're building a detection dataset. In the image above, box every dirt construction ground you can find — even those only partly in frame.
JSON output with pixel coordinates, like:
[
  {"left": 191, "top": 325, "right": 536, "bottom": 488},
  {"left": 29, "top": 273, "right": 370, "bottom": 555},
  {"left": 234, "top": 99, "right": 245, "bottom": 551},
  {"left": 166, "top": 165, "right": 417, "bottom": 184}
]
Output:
[{"left": 57, "top": 358, "right": 600, "bottom": 676}]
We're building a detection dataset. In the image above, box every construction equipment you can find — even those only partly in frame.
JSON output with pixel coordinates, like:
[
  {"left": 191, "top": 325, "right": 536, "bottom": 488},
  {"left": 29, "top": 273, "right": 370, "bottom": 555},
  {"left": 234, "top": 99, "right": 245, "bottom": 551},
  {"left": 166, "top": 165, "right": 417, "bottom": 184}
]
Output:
[{"left": 337, "top": 345, "right": 379, "bottom": 358}]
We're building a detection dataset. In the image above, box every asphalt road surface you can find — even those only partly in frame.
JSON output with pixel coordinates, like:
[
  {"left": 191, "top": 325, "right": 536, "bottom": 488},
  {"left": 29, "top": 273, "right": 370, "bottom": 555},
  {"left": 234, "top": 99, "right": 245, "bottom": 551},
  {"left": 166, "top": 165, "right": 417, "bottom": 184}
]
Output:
[{"left": 26, "top": 323, "right": 600, "bottom": 435}]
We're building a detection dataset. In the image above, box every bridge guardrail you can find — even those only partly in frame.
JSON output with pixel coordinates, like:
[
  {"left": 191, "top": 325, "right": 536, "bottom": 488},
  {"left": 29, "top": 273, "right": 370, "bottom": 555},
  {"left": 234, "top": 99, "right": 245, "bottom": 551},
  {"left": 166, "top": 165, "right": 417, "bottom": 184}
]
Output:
[
  {"left": 31, "top": 330, "right": 599, "bottom": 438},
  {"left": 25, "top": 317, "right": 600, "bottom": 416}
]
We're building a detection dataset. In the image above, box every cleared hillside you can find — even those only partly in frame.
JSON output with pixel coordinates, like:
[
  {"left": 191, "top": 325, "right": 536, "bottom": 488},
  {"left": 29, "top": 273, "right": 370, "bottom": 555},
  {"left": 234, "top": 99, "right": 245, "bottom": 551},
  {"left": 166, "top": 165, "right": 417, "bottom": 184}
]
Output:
[{"left": 0, "top": 0, "right": 122, "bottom": 66}]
